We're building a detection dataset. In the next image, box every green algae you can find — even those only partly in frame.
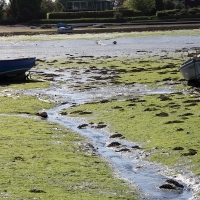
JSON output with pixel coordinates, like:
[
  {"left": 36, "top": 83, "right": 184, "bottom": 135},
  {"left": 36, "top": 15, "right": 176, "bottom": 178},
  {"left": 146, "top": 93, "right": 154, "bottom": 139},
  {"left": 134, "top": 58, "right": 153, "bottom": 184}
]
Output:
[
  {"left": 0, "top": 80, "right": 139, "bottom": 199},
  {"left": 36, "top": 55, "right": 185, "bottom": 90},
  {"left": 0, "top": 29, "right": 199, "bottom": 198},
  {"left": 64, "top": 92, "right": 200, "bottom": 176},
  {"left": 0, "top": 95, "right": 53, "bottom": 114},
  {"left": 0, "top": 116, "right": 138, "bottom": 199}
]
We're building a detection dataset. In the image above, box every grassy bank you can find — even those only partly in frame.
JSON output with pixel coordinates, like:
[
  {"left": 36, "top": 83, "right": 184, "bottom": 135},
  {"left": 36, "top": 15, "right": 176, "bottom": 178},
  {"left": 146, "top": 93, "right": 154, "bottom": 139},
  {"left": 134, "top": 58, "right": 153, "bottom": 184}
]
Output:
[{"left": 0, "top": 85, "right": 138, "bottom": 199}]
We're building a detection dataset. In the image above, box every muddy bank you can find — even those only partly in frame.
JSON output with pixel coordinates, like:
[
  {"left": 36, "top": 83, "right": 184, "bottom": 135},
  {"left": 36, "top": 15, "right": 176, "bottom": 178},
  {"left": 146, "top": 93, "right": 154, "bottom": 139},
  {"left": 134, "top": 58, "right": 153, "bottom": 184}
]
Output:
[{"left": 0, "top": 22, "right": 200, "bottom": 36}]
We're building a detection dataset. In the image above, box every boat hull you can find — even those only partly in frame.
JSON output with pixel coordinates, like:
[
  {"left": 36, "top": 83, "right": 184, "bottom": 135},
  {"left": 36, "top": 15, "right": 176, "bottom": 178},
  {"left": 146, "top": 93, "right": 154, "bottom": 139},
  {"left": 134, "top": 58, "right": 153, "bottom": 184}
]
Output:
[
  {"left": 179, "top": 57, "right": 200, "bottom": 81},
  {"left": 57, "top": 26, "right": 73, "bottom": 34},
  {"left": 0, "top": 57, "right": 36, "bottom": 80}
]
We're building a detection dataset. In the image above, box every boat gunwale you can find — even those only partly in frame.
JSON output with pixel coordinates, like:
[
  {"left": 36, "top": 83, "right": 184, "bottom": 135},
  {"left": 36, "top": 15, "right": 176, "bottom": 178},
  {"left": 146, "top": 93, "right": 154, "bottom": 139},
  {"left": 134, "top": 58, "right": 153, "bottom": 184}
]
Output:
[{"left": 0, "top": 57, "right": 36, "bottom": 63}]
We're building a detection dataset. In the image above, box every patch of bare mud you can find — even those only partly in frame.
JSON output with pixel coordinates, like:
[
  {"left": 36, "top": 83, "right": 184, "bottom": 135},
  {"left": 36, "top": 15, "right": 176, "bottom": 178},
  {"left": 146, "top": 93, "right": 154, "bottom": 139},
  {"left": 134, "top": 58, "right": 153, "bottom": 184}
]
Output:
[{"left": 0, "top": 34, "right": 200, "bottom": 59}]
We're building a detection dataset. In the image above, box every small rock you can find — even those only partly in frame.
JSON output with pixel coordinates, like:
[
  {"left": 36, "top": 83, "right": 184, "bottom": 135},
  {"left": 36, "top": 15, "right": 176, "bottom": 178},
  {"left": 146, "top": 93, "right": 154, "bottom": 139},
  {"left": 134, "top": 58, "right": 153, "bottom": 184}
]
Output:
[
  {"left": 107, "top": 141, "right": 121, "bottom": 147},
  {"left": 156, "top": 112, "right": 169, "bottom": 117},
  {"left": 60, "top": 111, "right": 68, "bottom": 115},
  {"left": 38, "top": 111, "right": 48, "bottom": 118},
  {"left": 177, "top": 128, "right": 184, "bottom": 131},
  {"left": 182, "top": 149, "right": 197, "bottom": 156},
  {"left": 77, "top": 124, "right": 88, "bottom": 129},
  {"left": 158, "top": 94, "right": 172, "bottom": 101},
  {"left": 100, "top": 99, "right": 110, "bottom": 103},
  {"left": 95, "top": 124, "right": 107, "bottom": 129},
  {"left": 173, "top": 147, "right": 184, "bottom": 150},
  {"left": 109, "top": 133, "right": 123, "bottom": 138},
  {"left": 29, "top": 188, "right": 46, "bottom": 193},
  {"left": 115, "top": 148, "right": 130, "bottom": 152},
  {"left": 166, "top": 179, "right": 184, "bottom": 188},
  {"left": 132, "top": 145, "right": 142, "bottom": 149},
  {"left": 159, "top": 184, "right": 176, "bottom": 190}
]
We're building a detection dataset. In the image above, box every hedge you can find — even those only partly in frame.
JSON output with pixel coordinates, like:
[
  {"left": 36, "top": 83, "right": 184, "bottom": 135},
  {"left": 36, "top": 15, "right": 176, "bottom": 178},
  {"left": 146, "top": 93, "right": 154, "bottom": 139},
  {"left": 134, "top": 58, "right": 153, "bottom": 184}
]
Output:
[
  {"left": 29, "top": 18, "right": 129, "bottom": 25},
  {"left": 156, "top": 8, "right": 200, "bottom": 19},
  {"left": 47, "top": 9, "right": 142, "bottom": 19}
]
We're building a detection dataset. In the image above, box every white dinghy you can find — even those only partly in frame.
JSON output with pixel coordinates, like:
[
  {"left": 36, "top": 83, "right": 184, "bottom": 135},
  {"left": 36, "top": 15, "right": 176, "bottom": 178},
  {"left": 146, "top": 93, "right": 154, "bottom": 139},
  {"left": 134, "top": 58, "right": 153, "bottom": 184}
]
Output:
[{"left": 179, "top": 56, "right": 200, "bottom": 81}]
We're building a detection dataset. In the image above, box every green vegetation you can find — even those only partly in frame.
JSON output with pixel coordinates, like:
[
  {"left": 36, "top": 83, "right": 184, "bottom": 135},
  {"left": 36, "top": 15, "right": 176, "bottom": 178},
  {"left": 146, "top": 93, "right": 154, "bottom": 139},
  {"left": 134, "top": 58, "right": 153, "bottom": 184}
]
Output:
[
  {"left": 0, "top": 73, "right": 139, "bottom": 199},
  {"left": 0, "top": 0, "right": 200, "bottom": 25},
  {"left": 1, "top": 29, "right": 199, "bottom": 199},
  {"left": 35, "top": 55, "right": 184, "bottom": 88},
  {"left": 124, "top": 0, "right": 155, "bottom": 15},
  {"left": 53, "top": 53, "right": 200, "bottom": 177},
  {"left": 47, "top": 9, "right": 140, "bottom": 19},
  {"left": 0, "top": 95, "right": 52, "bottom": 114},
  {"left": 0, "top": 116, "right": 137, "bottom": 199},
  {"left": 0, "top": 79, "right": 50, "bottom": 90},
  {"left": 156, "top": 8, "right": 200, "bottom": 19},
  {"left": 63, "top": 93, "right": 200, "bottom": 175}
]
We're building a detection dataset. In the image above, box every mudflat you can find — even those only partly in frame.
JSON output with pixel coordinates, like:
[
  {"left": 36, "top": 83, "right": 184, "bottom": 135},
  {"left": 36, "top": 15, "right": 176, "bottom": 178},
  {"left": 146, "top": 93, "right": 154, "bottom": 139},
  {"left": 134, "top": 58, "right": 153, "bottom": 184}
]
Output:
[{"left": 0, "top": 22, "right": 200, "bottom": 36}]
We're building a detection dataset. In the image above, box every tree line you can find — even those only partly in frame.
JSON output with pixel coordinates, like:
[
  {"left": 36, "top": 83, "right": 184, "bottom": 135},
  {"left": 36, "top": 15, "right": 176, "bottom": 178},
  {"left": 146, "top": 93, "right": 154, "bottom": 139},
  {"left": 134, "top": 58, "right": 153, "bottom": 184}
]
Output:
[
  {"left": 0, "top": 0, "right": 185, "bottom": 23},
  {"left": 0, "top": 0, "right": 58, "bottom": 23}
]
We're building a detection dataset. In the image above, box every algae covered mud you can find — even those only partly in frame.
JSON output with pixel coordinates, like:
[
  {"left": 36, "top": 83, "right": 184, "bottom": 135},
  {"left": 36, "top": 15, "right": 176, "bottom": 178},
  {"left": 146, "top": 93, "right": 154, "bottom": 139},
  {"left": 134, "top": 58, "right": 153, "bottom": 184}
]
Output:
[{"left": 1, "top": 30, "right": 200, "bottom": 199}]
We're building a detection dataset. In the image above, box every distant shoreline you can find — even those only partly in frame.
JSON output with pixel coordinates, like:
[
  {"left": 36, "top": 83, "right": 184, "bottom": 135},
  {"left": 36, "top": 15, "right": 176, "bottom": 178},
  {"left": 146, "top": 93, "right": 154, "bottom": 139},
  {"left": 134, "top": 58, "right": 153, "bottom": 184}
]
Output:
[{"left": 0, "top": 23, "right": 199, "bottom": 36}]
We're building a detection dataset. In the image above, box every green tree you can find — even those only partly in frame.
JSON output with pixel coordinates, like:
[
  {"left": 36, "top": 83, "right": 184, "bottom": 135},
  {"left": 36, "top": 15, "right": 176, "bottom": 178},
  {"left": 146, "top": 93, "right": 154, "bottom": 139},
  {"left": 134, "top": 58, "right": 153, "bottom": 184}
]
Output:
[
  {"left": 8, "top": 0, "right": 42, "bottom": 22},
  {"left": 175, "top": 2, "right": 184, "bottom": 9},
  {"left": 0, "top": 0, "right": 6, "bottom": 19},
  {"left": 41, "top": 0, "right": 56, "bottom": 13},
  {"left": 163, "top": 0, "right": 175, "bottom": 10},
  {"left": 55, "top": 0, "right": 66, "bottom": 11},
  {"left": 124, "top": 0, "right": 155, "bottom": 14},
  {"left": 155, "top": 0, "right": 164, "bottom": 11},
  {"left": 40, "top": 0, "right": 57, "bottom": 18}
]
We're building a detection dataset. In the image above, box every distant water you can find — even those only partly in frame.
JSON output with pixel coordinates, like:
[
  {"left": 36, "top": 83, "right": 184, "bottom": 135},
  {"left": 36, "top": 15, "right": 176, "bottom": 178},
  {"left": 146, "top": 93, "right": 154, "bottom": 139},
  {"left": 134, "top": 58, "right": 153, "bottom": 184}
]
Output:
[{"left": 0, "top": 35, "right": 200, "bottom": 59}]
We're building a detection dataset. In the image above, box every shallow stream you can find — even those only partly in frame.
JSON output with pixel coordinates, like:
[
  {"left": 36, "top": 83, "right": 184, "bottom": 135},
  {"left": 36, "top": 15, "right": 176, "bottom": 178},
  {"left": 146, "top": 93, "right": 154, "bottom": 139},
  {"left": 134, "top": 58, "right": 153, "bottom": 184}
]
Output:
[{"left": 47, "top": 90, "right": 192, "bottom": 200}]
